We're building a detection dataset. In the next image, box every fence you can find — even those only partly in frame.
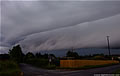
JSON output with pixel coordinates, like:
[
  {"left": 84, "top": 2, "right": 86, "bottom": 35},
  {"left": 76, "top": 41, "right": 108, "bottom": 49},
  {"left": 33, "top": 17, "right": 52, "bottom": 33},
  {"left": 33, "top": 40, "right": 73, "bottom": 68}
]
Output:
[{"left": 60, "top": 60, "right": 119, "bottom": 68}]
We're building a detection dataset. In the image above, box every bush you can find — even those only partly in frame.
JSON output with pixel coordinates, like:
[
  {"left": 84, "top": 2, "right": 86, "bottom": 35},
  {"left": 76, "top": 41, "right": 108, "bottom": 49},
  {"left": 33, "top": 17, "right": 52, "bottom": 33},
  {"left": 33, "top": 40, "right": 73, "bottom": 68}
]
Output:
[
  {"left": 45, "top": 64, "right": 56, "bottom": 69},
  {"left": 93, "top": 56, "right": 107, "bottom": 60},
  {"left": 25, "top": 58, "right": 49, "bottom": 68},
  {"left": 0, "top": 60, "right": 21, "bottom": 76},
  {"left": 0, "top": 69, "right": 21, "bottom": 76},
  {"left": 113, "top": 69, "right": 120, "bottom": 73},
  {"left": 25, "top": 58, "right": 58, "bottom": 69},
  {"left": 54, "top": 59, "right": 60, "bottom": 66}
]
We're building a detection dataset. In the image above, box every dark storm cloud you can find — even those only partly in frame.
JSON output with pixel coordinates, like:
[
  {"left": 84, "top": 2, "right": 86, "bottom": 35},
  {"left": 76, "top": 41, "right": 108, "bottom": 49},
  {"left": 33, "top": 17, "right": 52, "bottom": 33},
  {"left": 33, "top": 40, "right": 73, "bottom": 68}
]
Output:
[
  {"left": 19, "top": 14, "right": 120, "bottom": 53},
  {"left": 1, "top": 0, "right": 120, "bottom": 53}
]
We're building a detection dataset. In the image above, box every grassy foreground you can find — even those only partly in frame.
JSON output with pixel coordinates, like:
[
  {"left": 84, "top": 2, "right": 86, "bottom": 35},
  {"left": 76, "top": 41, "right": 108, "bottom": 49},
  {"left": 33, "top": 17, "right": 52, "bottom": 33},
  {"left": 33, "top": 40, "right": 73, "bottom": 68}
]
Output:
[
  {"left": 113, "top": 69, "right": 120, "bottom": 73},
  {"left": 0, "top": 60, "right": 21, "bottom": 76}
]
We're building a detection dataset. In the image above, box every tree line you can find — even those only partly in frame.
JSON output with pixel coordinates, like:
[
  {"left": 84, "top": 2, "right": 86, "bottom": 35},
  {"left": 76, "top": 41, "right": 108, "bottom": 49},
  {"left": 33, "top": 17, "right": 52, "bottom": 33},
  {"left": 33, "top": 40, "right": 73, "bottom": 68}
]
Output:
[{"left": 0, "top": 45, "right": 119, "bottom": 63}]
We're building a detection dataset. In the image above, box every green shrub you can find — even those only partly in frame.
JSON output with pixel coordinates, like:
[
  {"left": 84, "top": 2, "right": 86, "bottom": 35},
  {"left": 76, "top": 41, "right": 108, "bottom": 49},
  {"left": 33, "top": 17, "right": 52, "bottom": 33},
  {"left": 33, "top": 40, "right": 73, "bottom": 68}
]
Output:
[
  {"left": 113, "top": 69, "right": 120, "bottom": 73},
  {"left": 0, "top": 69, "right": 21, "bottom": 76},
  {"left": 25, "top": 58, "right": 57, "bottom": 69},
  {"left": 54, "top": 59, "right": 60, "bottom": 66},
  {"left": 26, "top": 58, "right": 49, "bottom": 68},
  {"left": 45, "top": 64, "right": 56, "bottom": 69},
  {"left": 0, "top": 60, "right": 21, "bottom": 76}
]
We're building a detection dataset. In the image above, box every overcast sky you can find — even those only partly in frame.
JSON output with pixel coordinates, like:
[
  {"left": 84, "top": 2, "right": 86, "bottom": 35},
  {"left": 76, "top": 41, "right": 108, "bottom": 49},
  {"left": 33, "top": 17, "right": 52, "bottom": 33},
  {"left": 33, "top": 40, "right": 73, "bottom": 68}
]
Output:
[{"left": 0, "top": 0, "right": 120, "bottom": 53}]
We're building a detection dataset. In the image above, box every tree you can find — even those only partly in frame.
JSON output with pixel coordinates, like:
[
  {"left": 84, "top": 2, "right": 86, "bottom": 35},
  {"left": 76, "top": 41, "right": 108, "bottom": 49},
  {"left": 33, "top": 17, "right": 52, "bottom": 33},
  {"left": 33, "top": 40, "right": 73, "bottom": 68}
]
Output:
[
  {"left": 49, "top": 54, "right": 56, "bottom": 59},
  {"left": 9, "top": 45, "right": 24, "bottom": 63},
  {"left": 35, "top": 52, "right": 42, "bottom": 58},
  {"left": 66, "top": 50, "right": 79, "bottom": 58},
  {"left": 0, "top": 54, "right": 10, "bottom": 60},
  {"left": 43, "top": 53, "right": 48, "bottom": 59},
  {"left": 25, "top": 52, "right": 35, "bottom": 59}
]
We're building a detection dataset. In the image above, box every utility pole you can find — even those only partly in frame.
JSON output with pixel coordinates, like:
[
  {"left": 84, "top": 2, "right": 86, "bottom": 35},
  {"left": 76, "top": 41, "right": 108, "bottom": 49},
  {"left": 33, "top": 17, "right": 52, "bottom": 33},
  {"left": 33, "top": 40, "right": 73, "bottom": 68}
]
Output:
[{"left": 106, "top": 36, "right": 111, "bottom": 56}]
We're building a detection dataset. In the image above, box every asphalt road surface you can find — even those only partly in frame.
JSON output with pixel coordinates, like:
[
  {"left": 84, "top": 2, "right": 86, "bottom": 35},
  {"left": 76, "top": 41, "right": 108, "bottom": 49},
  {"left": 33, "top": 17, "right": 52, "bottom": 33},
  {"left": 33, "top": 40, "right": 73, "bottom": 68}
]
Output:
[{"left": 20, "top": 63, "right": 120, "bottom": 76}]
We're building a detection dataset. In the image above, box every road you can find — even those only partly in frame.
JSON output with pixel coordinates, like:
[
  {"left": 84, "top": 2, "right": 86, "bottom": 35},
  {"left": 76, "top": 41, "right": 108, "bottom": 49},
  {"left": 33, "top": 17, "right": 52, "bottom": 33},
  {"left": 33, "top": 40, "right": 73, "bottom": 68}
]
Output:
[{"left": 20, "top": 63, "right": 120, "bottom": 76}]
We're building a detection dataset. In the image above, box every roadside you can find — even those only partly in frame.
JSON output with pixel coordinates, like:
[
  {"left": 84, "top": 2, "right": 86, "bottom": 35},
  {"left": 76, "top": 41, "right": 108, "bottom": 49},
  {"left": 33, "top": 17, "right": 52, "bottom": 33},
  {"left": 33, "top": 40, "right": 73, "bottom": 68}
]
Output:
[
  {"left": 0, "top": 60, "right": 21, "bottom": 76},
  {"left": 20, "top": 63, "right": 120, "bottom": 76},
  {"left": 113, "top": 69, "right": 120, "bottom": 73}
]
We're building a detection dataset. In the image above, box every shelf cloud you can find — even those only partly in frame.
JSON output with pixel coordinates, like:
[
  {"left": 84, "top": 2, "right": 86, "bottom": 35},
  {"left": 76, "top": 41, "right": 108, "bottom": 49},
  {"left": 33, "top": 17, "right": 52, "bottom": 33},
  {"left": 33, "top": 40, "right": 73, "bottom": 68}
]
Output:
[{"left": 1, "top": 1, "right": 120, "bottom": 53}]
